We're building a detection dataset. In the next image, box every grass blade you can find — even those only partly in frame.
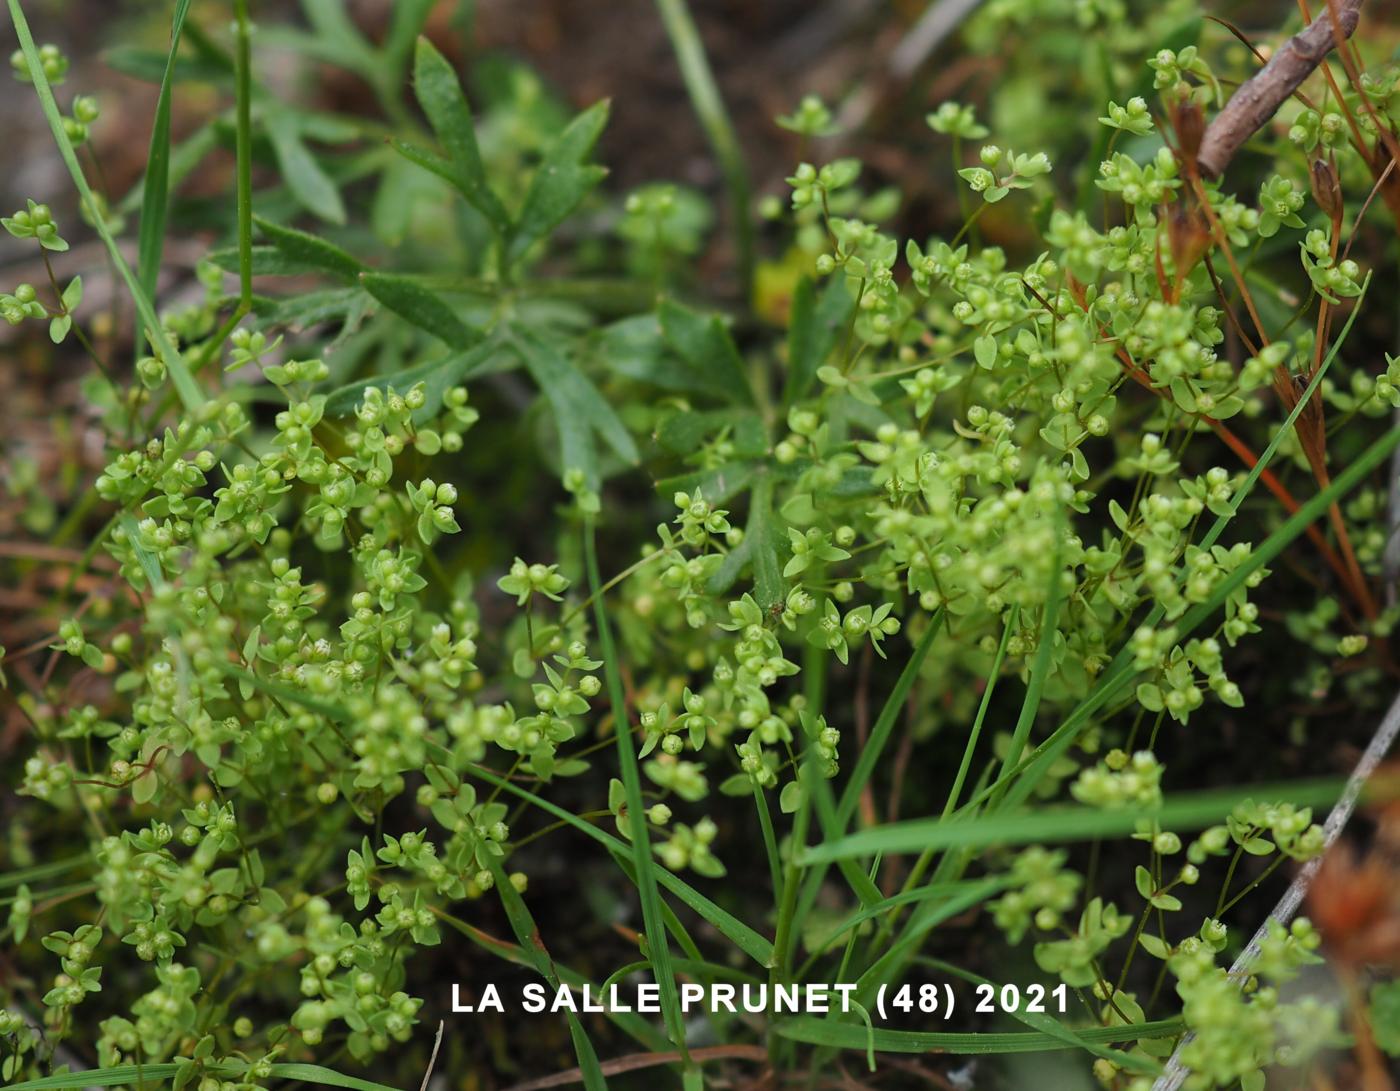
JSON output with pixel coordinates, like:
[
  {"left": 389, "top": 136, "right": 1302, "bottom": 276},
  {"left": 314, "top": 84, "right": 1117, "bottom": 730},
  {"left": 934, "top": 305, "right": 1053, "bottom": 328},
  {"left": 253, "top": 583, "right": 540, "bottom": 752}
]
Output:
[
  {"left": 482, "top": 855, "right": 608, "bottom": 1091},
  {"left": 654, "top": 0, "right": 753, "bottom": 300},
  {"left": 585, "top": 521, "right": 693, "bottom": 1069},
  {"left": 461, "top": 758, "right": 773, "bottom": 965},
  {"left": 834, "top": 610, "right": 943, "bottom": 831},
  {"left": 774, "top": 1015, "right": 1183, "bottom": 1056},
  {"left": 136, "top": 0, "right": 191, "bottom": 300},
  {"left": 801, "top": 778, "right": 1343, "bottom": 863},
  {"left": 918, "top": 958, "right": 1164, "bottom": 1075},
  {"left": 233, "top": 0, "right": 252, "bottom": 310}
]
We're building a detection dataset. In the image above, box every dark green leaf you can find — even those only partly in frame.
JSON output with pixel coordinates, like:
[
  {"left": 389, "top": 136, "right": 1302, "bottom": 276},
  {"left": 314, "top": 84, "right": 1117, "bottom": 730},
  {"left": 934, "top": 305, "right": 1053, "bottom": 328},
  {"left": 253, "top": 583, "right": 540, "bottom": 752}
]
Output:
[
  {"left": 707, "top": 475, "right": 782, "bottom": 606},
  {"left": 508, "top": 100, "right": 610, "bottom": 264},
  {"left": 785, "top": 275, "right": 853, "bottom": 404},
  {"left": 510, "top": 322, "right": 639, "bottom": 484},
  {"left": 253, "top": 214, "right": 363, "bottom": 281},
  {"left": 775, "top": 1015, "right": 1183, "bottom": 1057},
  {"left": 136, "top": 0, "right": 192, "bottom": 301},
  {"left": 411, "top": 37, "right": 508, "bottom": 229},
  {"left": 657, "top": 298, "right": 752, "bottom": 405},
  {"left": 594, "top": 315, "right": 747, "bottom": 397},
  {"left": 656, "top": 408, "right": 766, "bottom": 456},
  {"left": 265, "top": 114, "right": 345, "bottom": 225},
  {"left": 360, "top": 272, "right": 481, "bottom": 347},
  {"left": 324, "top": 337, "right": 509, "bottom": 417}
]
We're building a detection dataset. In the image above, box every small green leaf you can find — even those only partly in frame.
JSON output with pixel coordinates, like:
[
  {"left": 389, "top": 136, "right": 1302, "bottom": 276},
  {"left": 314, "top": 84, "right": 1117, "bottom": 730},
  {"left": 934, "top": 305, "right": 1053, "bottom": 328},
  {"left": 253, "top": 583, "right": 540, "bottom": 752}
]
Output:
[
  {"left": 1370, "top": 980, "right": 1400, "bottom": 1056},
  {"left": 974, "top": 334, "right": 998, "bottom": 368},
  {"left": 253, "top": 215, "right": 362, "bottom": 281},
  {"left": 510, "top": 322, "right": 639, "bottom": 486},
  {"left": 410, "top": 37, "right": 508, "bottom": 229},
  {"left": 657, "top": 298, "right": 752, "bottom": 405},
  {"left": 360, "top": 272, "right": 481, "bottom": 348},
  {"left": 508, "top": 100, "right": 611, "bottom": 265},
  {"left": 265, "top": 114, "right": 345, "bottom": 225},
  {"left": 785, "top": 275, "right": 854, "bottom": 404}
]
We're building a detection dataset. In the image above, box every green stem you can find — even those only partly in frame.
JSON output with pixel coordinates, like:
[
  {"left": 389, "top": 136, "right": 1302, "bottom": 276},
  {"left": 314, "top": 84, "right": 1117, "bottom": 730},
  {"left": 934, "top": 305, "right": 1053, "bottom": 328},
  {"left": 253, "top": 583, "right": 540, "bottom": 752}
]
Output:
[
  {"left": 654, "top": 0, "right": 754, "bottom": 304},
  {"left": 233, "top": 0, "right": 254, "bottom": 310}
]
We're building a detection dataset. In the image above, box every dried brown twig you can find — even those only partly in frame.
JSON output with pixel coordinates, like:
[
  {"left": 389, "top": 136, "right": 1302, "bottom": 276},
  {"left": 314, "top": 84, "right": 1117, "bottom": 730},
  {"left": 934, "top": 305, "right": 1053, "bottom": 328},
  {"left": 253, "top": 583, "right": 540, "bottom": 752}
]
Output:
[{"left": 1197, "top": 0, "right": 1362, "bottom": 177}]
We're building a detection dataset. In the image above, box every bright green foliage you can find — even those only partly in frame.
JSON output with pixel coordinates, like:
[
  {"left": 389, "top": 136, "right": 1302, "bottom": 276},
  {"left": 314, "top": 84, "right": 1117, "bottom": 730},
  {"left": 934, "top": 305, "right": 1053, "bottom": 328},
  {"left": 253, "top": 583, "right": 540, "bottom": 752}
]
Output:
[{"left": 4, "top": 1, "right": 1400, "bottom": 1089}]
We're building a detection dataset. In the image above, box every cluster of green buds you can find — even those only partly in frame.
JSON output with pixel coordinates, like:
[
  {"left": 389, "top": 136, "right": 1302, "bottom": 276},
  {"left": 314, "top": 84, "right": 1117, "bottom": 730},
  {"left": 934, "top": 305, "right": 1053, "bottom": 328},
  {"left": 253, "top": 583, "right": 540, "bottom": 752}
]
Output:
[
  {"left": 958, "top": 145, "right": 1052, "bottom": 204},
  {"left": 926, "top": 100, "right": 988, "bottom": 139},
  {"left": 1071, "top": 749, "right": 1164, "bottom": 809},
  {"left": 1034, "top": 897, "right": 1133, "bottom": 988},
  {"left": 405, "top": 478, "right": 461, "bottom": 545},
  {"left": 990, "top": 847, "right": 1083, "bottom": 943},
  {"left": 3, "top": 199, "right": 68, "bottom": 251},
  {"left": 618, "top": 183, "right": 711, "bottom": 264},
  {"left": 21, "top": 751, "right": 74, "bottom": 801},
  {"left": 1147, "top": 45, "right": 1217, "bottom": 100},
  {"left": 1156, "top": 917, "right": 1333, "bottom": 1090},
  {"left": 1300, "top": 229, "right": 1364, "bottom": 303},
  {"left": 1096, "top": 148, "right": 1180, "bottom": 214},
  {"left": 0, "top": 282, "right": 45, "bottom": 325},
  {"left": 227, "top": 327, "right": 286, "bottom": 373},
  {"left": 62, "top": 94, "right": 99, "bottom": 144},
  {"left": 497, "top": 556, "right": 570, "bottom": 606},
  {"left": 1098, "top": 96, "right": 1153, "bottom": 136},
  {"left": 655, "top": 818, "right": 723, "bottom": 877},
  {"left": 777, "top": 93, "right": 838, "bottom": 137},
  {"left": 640, "top": 686, "right": 714, "bottom": 756},
  {"left": 644, "top": 757, "right": 708, "bottom": 802},
  {"left": 53, "top": 617, "right": 108, "bottom": 672},
  {"left": 787, "top": 157, "right": 861, "bottom": 212},
  {"left": 9, "top": 42, "right": 68, "bottom": 84},
  {"left": 1256, "top": 175, "right": 1305, "bottom": 238},
  {"left": 671, "top": 489, "right": 731, "bottom": 547},
  {"left": 1288, "top": 107, "right": 1348, "bottom": 152},
  {"left": 806, "top": 599, "right": 900, "bottom": 664}
]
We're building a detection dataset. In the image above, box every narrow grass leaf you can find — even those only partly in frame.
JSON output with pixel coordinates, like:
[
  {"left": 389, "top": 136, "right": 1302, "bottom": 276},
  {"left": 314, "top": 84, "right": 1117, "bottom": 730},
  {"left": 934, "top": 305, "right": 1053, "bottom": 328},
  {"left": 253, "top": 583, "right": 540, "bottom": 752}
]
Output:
[
  {"left": 803, "top": 779, "right": 1342, "bottom": 863},
  {"left": 834, "top": 611, "right": 943, "bottom": 832},
  {"left": 919, "top": 958, "right": 1163, "bottom": 1075},
  {"left": 774, "top": 1016, "right": 1183, "bottom": 1055},
  {"left": 136, "top": 0, "right": 191, "bottom": 299},
  {"left": 585, "top": 522, "right": 692, "bottom": 1067},
  {"left": 482, "top": 855, "right": 608, "bottom": 1091}
]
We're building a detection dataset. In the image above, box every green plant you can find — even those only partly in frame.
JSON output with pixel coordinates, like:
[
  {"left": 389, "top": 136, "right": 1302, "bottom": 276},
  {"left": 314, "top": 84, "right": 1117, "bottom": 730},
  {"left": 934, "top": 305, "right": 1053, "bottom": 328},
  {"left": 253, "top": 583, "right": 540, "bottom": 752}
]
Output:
[{"left": 4, "top": 1, "right": 1400, "bottom": 1089}]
